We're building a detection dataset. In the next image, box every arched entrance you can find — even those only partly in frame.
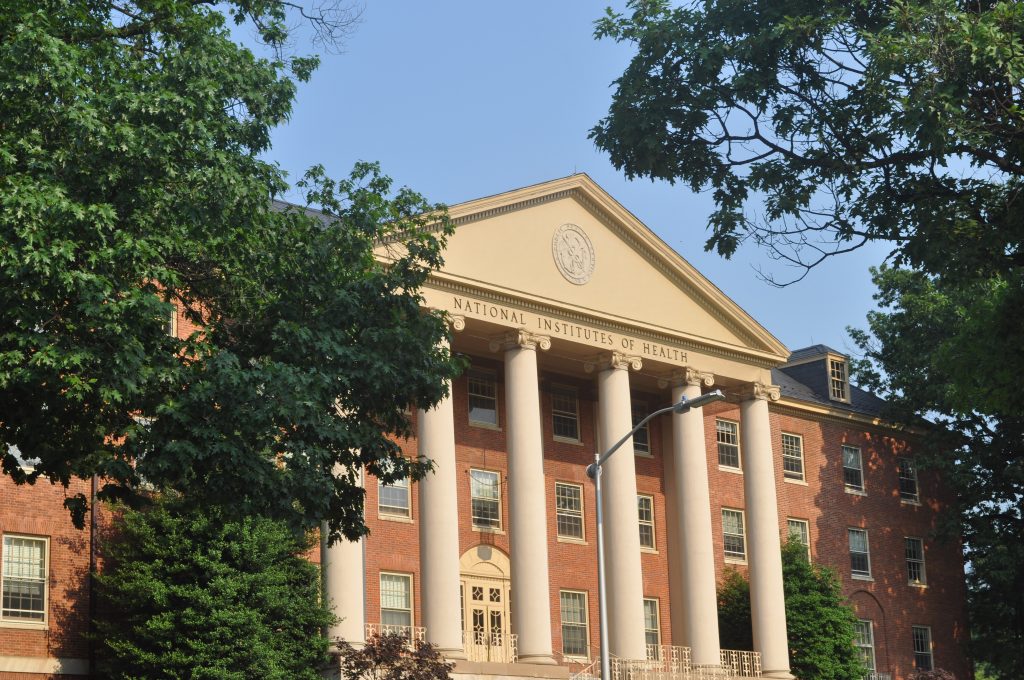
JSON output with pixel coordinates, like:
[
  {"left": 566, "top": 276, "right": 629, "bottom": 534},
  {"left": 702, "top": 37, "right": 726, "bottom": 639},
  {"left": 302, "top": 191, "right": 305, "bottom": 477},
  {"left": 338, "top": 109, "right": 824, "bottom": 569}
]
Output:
[{"left": 460, "top": 545, "right": 516, "bottom": 663}]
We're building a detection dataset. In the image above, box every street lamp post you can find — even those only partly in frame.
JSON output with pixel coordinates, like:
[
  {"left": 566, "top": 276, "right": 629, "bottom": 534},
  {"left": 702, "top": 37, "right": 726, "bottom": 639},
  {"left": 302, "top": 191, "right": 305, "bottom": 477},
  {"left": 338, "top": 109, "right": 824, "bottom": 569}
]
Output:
[{"left": 585, "top": 389, "right": 725, "bottom": 680}]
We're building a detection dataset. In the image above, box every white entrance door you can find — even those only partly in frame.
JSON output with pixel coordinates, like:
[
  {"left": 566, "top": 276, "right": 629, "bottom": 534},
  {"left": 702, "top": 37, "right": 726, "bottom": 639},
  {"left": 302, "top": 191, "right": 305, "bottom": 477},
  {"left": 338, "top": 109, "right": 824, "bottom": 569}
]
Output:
[{"left": 462, "top": 576, "right": 514, "bottom": 663}]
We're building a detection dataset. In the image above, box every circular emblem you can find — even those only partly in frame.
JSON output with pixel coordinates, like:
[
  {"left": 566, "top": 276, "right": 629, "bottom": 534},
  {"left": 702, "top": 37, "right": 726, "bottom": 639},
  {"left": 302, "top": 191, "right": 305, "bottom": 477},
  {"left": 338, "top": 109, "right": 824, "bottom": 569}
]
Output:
[{"left": 552, "top": 223, "right": 596, "bottom": 285}]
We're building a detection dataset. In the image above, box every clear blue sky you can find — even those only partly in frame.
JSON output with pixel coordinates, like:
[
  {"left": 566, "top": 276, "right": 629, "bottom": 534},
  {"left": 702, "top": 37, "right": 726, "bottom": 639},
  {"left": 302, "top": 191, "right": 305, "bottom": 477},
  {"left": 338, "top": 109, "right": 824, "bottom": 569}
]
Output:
[{"left": 256, "top": 1, "right": 891, "bottom": 356}]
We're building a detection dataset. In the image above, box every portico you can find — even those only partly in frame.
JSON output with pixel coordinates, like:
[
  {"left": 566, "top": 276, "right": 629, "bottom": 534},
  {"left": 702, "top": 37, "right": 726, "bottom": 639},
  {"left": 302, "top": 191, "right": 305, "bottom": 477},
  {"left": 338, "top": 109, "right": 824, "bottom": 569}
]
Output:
[{"left": 324, "top": 175, "right": 796, "bottom": 680}]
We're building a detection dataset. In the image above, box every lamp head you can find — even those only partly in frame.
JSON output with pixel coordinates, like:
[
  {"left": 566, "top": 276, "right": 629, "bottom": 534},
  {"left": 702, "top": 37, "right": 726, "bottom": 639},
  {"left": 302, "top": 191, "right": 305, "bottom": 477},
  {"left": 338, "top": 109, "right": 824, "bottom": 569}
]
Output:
[{"left": 673, "top": 388, "right": 726, "bottom": 413}]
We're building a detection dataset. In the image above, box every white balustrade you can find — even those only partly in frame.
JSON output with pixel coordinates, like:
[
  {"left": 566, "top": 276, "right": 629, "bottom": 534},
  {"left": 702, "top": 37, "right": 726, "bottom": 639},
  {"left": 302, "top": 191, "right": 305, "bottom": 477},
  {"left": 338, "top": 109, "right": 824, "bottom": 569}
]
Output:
[
  {"left": 462, "top": 628, "right": 519, "bottom": 663},
  {"left": 363, "top": 622, "right": 427, "bottom": 647}
]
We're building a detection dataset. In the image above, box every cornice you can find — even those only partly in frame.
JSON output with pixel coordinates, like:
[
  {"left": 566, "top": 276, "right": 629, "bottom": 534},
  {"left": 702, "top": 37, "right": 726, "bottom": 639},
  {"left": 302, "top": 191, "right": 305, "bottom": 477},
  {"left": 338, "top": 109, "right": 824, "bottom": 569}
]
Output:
[
  {"left": 772, "top": 397, "right": 925, "bottom": 436},
  {"left": 426, "top": 277, "right": 783, "bottom": 370}
]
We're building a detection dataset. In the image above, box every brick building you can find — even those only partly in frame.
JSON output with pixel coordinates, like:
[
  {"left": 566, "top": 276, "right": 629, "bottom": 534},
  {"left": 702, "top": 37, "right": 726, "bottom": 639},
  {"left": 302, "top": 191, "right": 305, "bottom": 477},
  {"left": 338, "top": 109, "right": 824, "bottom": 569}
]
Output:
[{"left": 1, "top": 175, "right": 969, "bottom": 679}]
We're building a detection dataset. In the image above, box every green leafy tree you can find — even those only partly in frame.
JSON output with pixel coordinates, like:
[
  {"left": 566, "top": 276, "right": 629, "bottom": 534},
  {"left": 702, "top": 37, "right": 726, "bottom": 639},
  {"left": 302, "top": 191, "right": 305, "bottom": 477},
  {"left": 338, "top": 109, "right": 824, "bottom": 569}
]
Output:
[
  {"left": 0, "top": 1, "right": 461, "bottom": 542},
  {"left": 337, "top": 633, "right": 454, "bottom": 680},
  {"left": 95, "top": 499, "right": 334, "bottom": 679},
  {"left": 850, "top": 267, "right": 1024, "bottom": 679},
  {"left": 717, "top": 542, "right": 866, "bottom": 680},
  {"left": 591, "top": 0, "right": 1024, "bottom": 284},
  {"left": 593, "top": 2, "right": 1023, "bottom": 674}
]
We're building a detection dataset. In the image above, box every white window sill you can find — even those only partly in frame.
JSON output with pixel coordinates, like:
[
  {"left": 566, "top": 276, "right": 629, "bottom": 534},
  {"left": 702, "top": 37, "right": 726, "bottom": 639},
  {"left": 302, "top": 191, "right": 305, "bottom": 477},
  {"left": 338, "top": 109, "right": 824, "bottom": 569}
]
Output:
[
  {"left": 909, "top": 581, "right": 928, "bottom": 588},
  {"left": 0, "top": 620, "right": 48, "bottom": 631},
  {"left": 901, "top": 498, "right": 922, "bottom": 506},
  {"left": 379, "top": 513, "right": 414, "bottom": 524},
  {"left": 472, "top": 525, "right": 505, "bottom": 535},
  {"left": 783, "top": 477, "right": 808, "bottom": 486},
  {"left": 845, "top": 487, "right": 867, "bottom": 496},
  {"left": 634, "top": 450, "right": 654, "bottom": 459},
  {"left": 640, "top": 547, "right": 659, "bottom": 555},
  {"left": 557, "top": 536, "right": 588, "bottom": 546},
  {"left": 724, "top": 556, "right": 747, "bottom": 565},
  {"left": 851, "top": 574, "right": 874, "bottom": 582},
  {"left": 718, "top": 465, "right": 743, "bottom": 475},
  {"left": 469, "top": 420, "right": 502, "bottom": 432},
  {"left": 553, "top": 436, "right": 584, "bottom": 446}
]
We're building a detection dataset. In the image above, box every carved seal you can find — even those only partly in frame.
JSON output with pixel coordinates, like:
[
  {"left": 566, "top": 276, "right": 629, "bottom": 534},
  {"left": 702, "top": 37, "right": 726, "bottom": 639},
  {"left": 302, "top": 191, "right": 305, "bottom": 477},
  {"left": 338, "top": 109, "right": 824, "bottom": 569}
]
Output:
[{"left": 552, "top": 223, "right": 596, "bottom": 285}]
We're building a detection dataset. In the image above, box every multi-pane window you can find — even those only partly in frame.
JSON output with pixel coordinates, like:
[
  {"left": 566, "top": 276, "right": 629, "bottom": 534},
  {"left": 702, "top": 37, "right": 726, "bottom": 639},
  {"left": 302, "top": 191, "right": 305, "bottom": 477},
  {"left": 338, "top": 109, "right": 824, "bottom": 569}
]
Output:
[
  {"left": 378, "top": 478, "right": 410, "bottom": 518},
  {"left": 781, "top": 433, "right": 804, "bottom": 481},
  {"left": 555, "top": 482, "right": 584, "bottom": 540},
  {"left": 898, "top": 458, "right": 920, "bottom": 502},
  {"left": 854, "top": 620, "right": 876, "bottom": 673},
  {"left": 470, "top": 469, "right": 501, "bottom": 529},
  {"left": 842, "top": 445, "right": 864, "bottom": 492},
  {"left": 551, "top": 386, "right": 580, "bottom": 441},
  {"left": 848, "top": 528, "right": 871, "bottom": 578},
  {"left": 716, "top": 419, "right": 741, "bottom": 469},
  {"left": 380, "top": 573, "right": 412, "bottom": 628},
  {"left": 643, "top": 598, "right": 661, "bottom": 659},
  {"left": 906, "top": 537, "right": 927, "bottom": 585},
  {"left": 637, "top": 495, "right": 655, "bottom": 550},
  {"left": 912, "top": 626, "right": 934, "bottom": 671},
  {"left": 1, "top": 535, "right": 47, "bottom": 623},
  {"left": 829, "top": 358, "right": 848, "bottom": 401},
  {"left": 631, "top": 401, "right": 651, "bottom": 455},
  {"left": 787, "top": 518, "right": 810, "bottom": 560},
  {"left": 468, "top": 370, "right": 498, "bottom": 426},
  {"left": 722, "top": 509, "right": 746, "bottom": 561},
  {"left": 560, "top": 591, "right": 589, "bottom": 658}
]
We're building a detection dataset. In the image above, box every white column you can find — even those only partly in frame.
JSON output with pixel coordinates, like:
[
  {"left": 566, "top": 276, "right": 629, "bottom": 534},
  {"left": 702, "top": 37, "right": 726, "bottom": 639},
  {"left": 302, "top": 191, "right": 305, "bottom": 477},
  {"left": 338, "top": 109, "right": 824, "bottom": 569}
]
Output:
[
  {"left": 665, "top": 369, "right": 721, "bottom": 668},
  {"left": 740, "top": 383, "right": 793, "bottom": 680},
  {"left": 418, "top": 329, "right": 466, "bottom": 659},
  {"left": 322, "top": 469, "right": 366, "bottom": 648},
  {"left": 491, "top": 330, "right": 556, "bottom": 665},
  {"left": 588, "top": 352, "right": 648, "bottom": 660}
]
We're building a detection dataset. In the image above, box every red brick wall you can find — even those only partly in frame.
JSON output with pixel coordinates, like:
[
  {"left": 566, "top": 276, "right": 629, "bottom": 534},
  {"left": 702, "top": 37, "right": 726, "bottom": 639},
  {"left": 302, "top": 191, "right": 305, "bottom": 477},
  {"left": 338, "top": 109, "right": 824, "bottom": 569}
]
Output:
[
  {"left": 360, "top": 366, "right": 971, "bottom": 680},
  {"left": 0, "top": 348, "right": 970, "bottom": 680},
  {"left": 0, "top": 475, "right": 97, "bottom": 673}
]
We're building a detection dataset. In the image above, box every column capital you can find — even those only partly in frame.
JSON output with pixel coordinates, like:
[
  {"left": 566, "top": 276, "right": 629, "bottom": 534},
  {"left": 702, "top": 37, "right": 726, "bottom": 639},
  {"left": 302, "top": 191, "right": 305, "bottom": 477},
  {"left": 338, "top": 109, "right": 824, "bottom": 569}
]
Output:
[
  {"left": 449, "top": 314, "right": 466, "bottom": 332},
  {"left": 489, "top": 329, "right": 551, "bottom": 352},
  {"left": 583, "top": 351, "right": 642, "bottom": 373},
  {"left": 657, "top": 367, "right": 715, "bottom": 389},
  {"left": 741, "top": 381, "right": 781, "bottom": 402}
]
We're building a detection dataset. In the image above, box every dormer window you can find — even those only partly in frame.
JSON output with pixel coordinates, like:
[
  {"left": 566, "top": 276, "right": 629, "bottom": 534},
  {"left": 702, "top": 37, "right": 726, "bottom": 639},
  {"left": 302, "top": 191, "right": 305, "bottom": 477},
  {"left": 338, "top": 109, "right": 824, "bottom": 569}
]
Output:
[{"left": 829, "top": 357, "right": 849, "bottom": 402}]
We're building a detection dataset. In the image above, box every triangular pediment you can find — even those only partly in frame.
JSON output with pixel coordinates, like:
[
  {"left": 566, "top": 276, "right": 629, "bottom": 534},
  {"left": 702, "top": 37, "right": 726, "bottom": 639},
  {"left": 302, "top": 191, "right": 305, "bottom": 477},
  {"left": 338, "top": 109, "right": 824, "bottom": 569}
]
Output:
[{"left": 425, "top": 175, "right": 788, "bottom": 365}]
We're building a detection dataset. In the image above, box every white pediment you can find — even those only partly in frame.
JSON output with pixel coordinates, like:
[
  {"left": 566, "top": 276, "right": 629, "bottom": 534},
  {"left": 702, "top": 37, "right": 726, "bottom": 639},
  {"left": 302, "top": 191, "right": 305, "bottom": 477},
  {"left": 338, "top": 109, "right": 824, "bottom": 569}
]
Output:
[{"left": 431, "top": 175, "right": 788, "bottom": 364}]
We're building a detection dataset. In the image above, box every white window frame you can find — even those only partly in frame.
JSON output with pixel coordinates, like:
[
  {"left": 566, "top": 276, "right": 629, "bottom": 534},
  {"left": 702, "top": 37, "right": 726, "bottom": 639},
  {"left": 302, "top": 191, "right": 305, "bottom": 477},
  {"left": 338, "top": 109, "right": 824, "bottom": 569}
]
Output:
[
  {"left": 637, "top": 494, "right": 656, "bottom": 551},
  {"left": 631, "top": 400, "right": 651, "bottom": 456},
  {"left": 716, "top": 419, "right": 741, "bottom": 471},
  {"left": 781, "top": 433, "right": 804, "bottom": 481},
  {"left": 379, "top": 572, "right": 413, "bottom": 629},
  {"left": 643, "top": 598, "right": 662, "bottom": 660},
  {"left": 854, "top": 620, "right": 876, "bottom": 673},
  {"left": 378, "top": 477, "right": 411, "bottom": 519},
  {"left": 786, "top": 518, "right": 810, "bottom": 561},
  {"left": 555, "top": 482, "right": 585, "bottom": 541},
  {"left": 829, "top": 357, "right": 849, "bottom": 402},
  {"left": 898, "top": 458, "right": 920, "bottom": 503},
  {"left": 848, "top": 528, "right": 872, "bottom": 579},
  {"left": 166, "top": 304, "right": 178, "bottom": 337},
  {"left": 470, "top": 468, "right": 502, "bottom": 531},
  {"left": 722, "top": 508, "right": 747, "bottom": 562},
  {"left": 842, "top": 445, "right": 865, "bottom": 493},
  {"left": 912, "top": 625, "right": 934, "bottom": 671},
  {"left": 559, "top": 590, "right": 590, "bottom": 660},
  {"left": 905, "top": 537, "right": 927, "bottom": 585},
  {"left": 467, "top": 369, "right": 499, "bottom": 428},
  {"left": 1, "top": 534, "right": 49, "bottom": 628},
  {"left": 551, "top": 385, "right": 581, "bottom": 443}
]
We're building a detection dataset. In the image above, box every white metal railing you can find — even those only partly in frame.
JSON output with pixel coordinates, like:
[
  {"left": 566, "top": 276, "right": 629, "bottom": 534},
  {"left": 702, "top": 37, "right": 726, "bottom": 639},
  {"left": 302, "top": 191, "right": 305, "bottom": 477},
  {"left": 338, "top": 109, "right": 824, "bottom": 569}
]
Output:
[
  {"left": 568, "top": 657, "right": 601, "bottom": 680},
  {"left": 363, "top": 623, "right": 426, "bottom": 647},
  {"left": 462, "top": 627, "right": 518, "bottom": 663},
  {"left": 604, "top": 649, "right": 761, "bottom": 680},
  {"left": 720, "top": 649, "right": 761, "bottom": 678},
  {"left": 865, "top": 673, "right": 892, "bottom": 680}
]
